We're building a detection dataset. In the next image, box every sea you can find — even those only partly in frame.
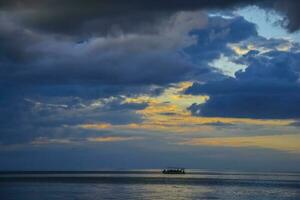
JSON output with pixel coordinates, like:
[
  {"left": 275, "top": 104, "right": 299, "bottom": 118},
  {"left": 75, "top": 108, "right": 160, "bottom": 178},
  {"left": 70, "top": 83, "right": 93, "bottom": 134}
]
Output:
[{"left": 0, "top": 170, "right": 299, "bottom": 200}]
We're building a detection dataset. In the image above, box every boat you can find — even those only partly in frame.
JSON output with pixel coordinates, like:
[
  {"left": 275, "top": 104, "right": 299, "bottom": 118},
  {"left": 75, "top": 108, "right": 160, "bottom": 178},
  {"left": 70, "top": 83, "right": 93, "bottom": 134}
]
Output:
[{"left": 162, "top": 167, "right": 185, "bottom": 174}]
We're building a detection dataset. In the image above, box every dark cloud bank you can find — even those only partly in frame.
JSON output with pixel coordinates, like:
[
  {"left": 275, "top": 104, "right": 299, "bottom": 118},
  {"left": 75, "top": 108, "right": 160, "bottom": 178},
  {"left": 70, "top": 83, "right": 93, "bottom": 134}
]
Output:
[
  {"left": 186, "top": 50, "right": 300, "bottom": 119},
  {"left": 1, "top": 0, "right": 299, "bottom": 34},
  {"left": 0, "top": 0, "right": 298, "bottom": 87}
]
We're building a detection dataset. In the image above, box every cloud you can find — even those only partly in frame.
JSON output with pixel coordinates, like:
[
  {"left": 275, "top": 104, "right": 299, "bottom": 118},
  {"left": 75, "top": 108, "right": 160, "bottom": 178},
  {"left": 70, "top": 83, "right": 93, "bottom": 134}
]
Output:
[
  {"left": 1, "top": 0, "right": 299, "bottom": 36},
  {"left": 0, "top": 3, "right": 297, "bottom": 146},
  {"left": 0, "top": 94, "right": 149, "bottom": 144},
  {"left": 0, "top": 13, "right": 261, "bottom": 145},
  {"left": 271, "top": 0, "right": 300, "bottom": 32},
  {"left": 79, "top": 82, "right": 294, "bottom": 138},
  {"left": 186, "top": 49, "right": 300, "bottom": 119},
  {"left": 288, "top": 121, "right": 300, "bottom": 127},
  {"left": 1, "top": 1, "right": 300, "bottom": 171},
  {"left": 0, "top": 10, "right": 260, "bottom": 90},
  {"left": 201, "top": 121, "right": 234, "bottom": 127},
  {"left": 0, "top": 2, "right": 297, "bottom": 87},
  {"left": 0, "top": 0, "right": 258, "bottom": 36},
  {"left": 0, "top": 11, "right": 214, "bottom": 87},
  {"left": 31, "top": 137, "right": 74, "bottom": 145},
  {"left": 184, "top": 16, "right": 257, "bottom": 70},
  {"left": 87, "top": 136, "right": 142, "bottom": 143}
]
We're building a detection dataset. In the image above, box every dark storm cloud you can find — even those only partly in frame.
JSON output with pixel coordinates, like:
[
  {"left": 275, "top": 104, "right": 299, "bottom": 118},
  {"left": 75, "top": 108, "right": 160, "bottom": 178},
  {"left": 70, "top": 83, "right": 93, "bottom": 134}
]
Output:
[
  {"left": 0, "top": 0, "right": 297, "bottom": 87},
  {"left": 0, "top": 10, "right": 213, "bottom": 87},
  {"left": 0, "top": 0, "right": 258, "bottom": 36},
  {"left": 1, "top": 0, "right": 299, "bottom": 35},
  {"left": 271, "top": 1, "right": 300, "bottom": 32},
  {"left": 186, "top": 50, "right": 300, "bottom": 119},
  {"left": 0, "top": 11, "right": 227, "bottom": 88}
]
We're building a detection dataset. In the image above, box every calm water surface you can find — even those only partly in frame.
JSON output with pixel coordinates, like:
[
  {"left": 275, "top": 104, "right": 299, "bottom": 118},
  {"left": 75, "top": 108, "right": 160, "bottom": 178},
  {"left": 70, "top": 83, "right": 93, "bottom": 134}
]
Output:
[{"left": 0, "top": 170, "right": 299, "bottom": 200}]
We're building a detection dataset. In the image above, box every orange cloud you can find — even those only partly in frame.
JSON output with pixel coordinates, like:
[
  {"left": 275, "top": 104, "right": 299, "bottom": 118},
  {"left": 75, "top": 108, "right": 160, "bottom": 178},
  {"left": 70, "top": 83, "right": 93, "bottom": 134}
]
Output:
[
  {"left": 87, "top": 136, "right": 141, "bottom": 143},
  {"left": 80, "top": 123, "right": 112, "bottom": 129}
]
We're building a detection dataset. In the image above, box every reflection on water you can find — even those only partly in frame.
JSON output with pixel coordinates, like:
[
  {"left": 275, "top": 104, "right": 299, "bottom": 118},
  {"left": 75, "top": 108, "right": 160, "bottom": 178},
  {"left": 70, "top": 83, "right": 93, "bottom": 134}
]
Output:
[
  {"left": 0, "top": 171, "right": 300, "bottom": 200},
  {"left": 139, "top": 184, "right": 214, "bottom": 200},
  {"left": 1, "top": 182, "right": 299, "bottom": 200}
]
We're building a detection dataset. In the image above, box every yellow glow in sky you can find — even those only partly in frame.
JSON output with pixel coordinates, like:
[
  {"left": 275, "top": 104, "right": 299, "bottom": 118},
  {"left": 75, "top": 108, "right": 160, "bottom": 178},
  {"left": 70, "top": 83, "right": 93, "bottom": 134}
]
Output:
[
  {"left": 179, "top": 134, "right": 300, "bottom": 153},
  {"left": 230, "top": 41, "right": 293, "bottom": 56},
  {"left": 87, "top": 136, "right": 141, "bottom": 143},
  {"left": 80, "top": 82, "right": 293, "bottom": 135}
]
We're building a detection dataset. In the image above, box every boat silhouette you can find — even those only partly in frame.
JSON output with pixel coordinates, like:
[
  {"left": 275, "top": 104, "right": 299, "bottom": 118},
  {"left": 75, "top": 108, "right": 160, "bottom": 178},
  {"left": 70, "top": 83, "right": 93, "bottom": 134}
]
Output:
[{"left": 162, "top": 167, "right": 185, "bottom": 174}]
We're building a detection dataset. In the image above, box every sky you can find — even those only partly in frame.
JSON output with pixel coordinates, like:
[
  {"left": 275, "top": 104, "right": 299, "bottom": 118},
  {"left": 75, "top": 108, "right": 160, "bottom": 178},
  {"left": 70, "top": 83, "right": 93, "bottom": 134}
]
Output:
[{"left": 0, "top": 0, "right": 300, "bottom": 171}]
